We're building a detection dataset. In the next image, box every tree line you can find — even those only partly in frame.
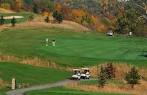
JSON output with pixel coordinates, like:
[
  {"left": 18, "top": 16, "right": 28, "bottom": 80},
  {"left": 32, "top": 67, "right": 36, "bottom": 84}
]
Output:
[{"left": 0, "top": 0, "right": 146, "bottom": 36}]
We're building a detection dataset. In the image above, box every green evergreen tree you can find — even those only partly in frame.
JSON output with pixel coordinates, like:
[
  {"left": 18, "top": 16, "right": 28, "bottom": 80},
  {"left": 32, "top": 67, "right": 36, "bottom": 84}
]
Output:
[
  {"left": 11, "top": 17, "right": 16, "bottom": 27},
  {"left": 52, "top": 11, "right": 58, "bottom": 19},
  {"left": 0, "top": 15, "right": 5, "bottom": 25},
  {"left": 33, "top": 3, "right": 39, "bottom": 13},
  {"left": 125, "top": 66, "right": 140, "bottom": 88},
  {"left": 56, "top": 13, "right": 64, "bottom": 23},
  {"left": 52, "top": 11, "right": 64, "bottom": 23}
]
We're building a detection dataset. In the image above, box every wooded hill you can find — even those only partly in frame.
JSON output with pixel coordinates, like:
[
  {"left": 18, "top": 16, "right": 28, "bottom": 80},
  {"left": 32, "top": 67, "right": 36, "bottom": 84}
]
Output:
[{"left": 0, "top": 0, "right": 147, "bottom": 36}]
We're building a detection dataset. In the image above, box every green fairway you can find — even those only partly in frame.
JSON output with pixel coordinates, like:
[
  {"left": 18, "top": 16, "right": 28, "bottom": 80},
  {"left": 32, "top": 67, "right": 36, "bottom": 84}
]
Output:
[
  {"left": 0, "top": 62, "right": 70, "bottom": 94},
  {"left": 0, "top": 91, "right": 6, "bottom": 95},
  {"left": 0, "top": 27, "right": 147, "bottom": 67},
  {"left": 0, "top": 62, "right": 70, "bottom": 92},
  {"left": 26, "top": 87, "right": 130, "bottom": 95}
]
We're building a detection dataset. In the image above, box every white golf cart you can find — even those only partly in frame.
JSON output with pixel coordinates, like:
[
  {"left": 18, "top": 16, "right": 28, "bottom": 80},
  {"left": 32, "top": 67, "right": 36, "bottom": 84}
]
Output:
[
  {"left": 107, "top": 31, "right": 113, "bottom": 36},
  {"left": 71, "top": 69, "right": 81, "bottom": 80},
  {"left": 80, "top": 68, "right": 90, "bottom": 79},
  {"left": 107, "top": 28, "right": 113, "bottom": 36}
]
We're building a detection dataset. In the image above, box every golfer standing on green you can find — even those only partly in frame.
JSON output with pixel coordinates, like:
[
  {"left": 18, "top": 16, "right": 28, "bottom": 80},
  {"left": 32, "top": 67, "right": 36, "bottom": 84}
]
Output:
[{"left": 52, "top": 40, "right": 56, "bottom": 47}]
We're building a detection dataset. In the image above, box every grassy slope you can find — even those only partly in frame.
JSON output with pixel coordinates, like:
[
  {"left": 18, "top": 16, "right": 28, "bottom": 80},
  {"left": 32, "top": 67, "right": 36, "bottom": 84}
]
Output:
[
  {"left": 26, "top": 87, "right": 130, "bottom": 95},
  {"left": 0, "top": 62, "right": 70, "bottom": 95},
  {"left": 0, "top": 62, "right": 70, "bottom": 85},
  {"left": 0, "top": 27, "right": 147, "bottom": 67},
  {"left": 0, "top": 91, "right": 6, "bottom": 95}
]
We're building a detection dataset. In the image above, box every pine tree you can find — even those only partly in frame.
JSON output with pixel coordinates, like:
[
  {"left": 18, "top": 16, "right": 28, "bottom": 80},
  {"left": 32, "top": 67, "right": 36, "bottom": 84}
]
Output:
[
  {"left": 53, "top": 11, "right": 58, "bottom": 19},
  {"left": 11, "top": 17, "right": 16, "bottom": 27},
  {"left": 98, "top": 66, "right": 107, "bottom": 88},
  {"left": 0, "top": 16, "right": 5, "bottom": 25},
  {"left": 33, "top": 3, "right": 39, "bottom": 13},
  {"left": 56, "top": 13, "right": 64, "bottom": 23},
  {"left": 52, "top": 11, "right": 64, "bottom": 23},
  {"left": 125, "top": 66, "right": 140, "bottom": 88}
]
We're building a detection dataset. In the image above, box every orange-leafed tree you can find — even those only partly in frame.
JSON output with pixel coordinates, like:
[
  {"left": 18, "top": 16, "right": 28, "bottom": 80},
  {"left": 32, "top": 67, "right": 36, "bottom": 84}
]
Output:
[
  {"left": 71, "top": 9, "right": 87, "bottom": 23},
  {"left": 62, "top": 6, "right": 72, "bottom": 20},
  {"left": 14, "top": 0, "right": 23, "bottom": 11},
  {"left": 54, "top": 3, "right": 62, "bottom": 12},
  {"left": 99, "top": 0, "right": 109, "bottom": 15}
]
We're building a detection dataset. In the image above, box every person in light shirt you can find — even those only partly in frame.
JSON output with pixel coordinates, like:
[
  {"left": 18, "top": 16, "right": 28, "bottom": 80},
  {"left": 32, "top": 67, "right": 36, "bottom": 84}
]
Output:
[
  {"left": 52, "top": 40, "right": 56, "bottom": 47},
  {"left": 46, "top": 38, "right": 49, "bottom": 46}
]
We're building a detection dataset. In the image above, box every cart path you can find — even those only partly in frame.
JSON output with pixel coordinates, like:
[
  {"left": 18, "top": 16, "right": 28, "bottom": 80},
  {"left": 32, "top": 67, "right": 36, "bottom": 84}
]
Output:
[{"left": 6, "top": 80, "right": 72, "bottom": 95}]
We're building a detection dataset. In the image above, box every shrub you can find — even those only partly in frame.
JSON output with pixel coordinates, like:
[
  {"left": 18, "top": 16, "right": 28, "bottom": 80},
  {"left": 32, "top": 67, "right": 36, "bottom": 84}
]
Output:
[
  {"left": 125, "top": 66, "right": 140, "bottom": 88},
  {"left": 0, "top": 16, "right": 5, "bottom": 25},
  {"left": 53, "top": 11, "right": 64, "bottom": 23}
]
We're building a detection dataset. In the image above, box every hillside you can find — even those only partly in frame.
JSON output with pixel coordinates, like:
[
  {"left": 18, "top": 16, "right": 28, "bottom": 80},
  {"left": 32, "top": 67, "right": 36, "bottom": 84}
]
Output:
[
  {"left": 11, "top": 20, "right": 90, "bottom": 32},
  {"left": 0, "top": 0, "right": 146, "bottom": 35},
  {"left": 0, "top": 8, "right": 15, "bottom": 13},
  {"left": 0, "top": 1, "right": 147, "bottom": 95}
]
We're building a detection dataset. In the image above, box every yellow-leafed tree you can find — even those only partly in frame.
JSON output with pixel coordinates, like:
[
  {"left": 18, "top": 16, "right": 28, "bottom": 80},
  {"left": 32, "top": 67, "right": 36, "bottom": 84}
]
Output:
[{"left": 14, "top": 0, "right": 23, "bottom": 11}]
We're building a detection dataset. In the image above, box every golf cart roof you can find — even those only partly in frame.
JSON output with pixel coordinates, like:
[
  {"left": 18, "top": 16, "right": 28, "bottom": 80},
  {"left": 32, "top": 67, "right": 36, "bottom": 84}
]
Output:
[
  {"left": 73, "top": 69, "right": 80, "bottom": 71},
  {"left": 81, "top": 68, "right": 89, "bottom": 70}
]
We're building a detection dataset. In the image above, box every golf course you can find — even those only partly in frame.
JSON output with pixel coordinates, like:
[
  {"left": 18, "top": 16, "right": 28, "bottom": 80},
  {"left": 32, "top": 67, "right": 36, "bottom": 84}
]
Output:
[
  {"left": 0, "top": 0, "right": 147, "bottom": 94},
  {"left": 0, "top": 24, "right": 147, "bottom": 95}
]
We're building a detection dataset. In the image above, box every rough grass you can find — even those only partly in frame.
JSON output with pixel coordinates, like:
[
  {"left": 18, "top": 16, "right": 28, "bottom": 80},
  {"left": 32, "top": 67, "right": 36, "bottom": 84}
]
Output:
[
  {"left": 79, "top": 79, "right": 125, "bottom": 87},
  {"left": 26, "top": 87, "right": 129, "bottom": 95},
  {"left": 89, "top": 63, "right": 147, "bottom": 79},
  {"left": 66, "top": 80, "right": 147, "bottom": 95},
  {"left": 0, "top": 27, "right": 147, "bottom": 67}
]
